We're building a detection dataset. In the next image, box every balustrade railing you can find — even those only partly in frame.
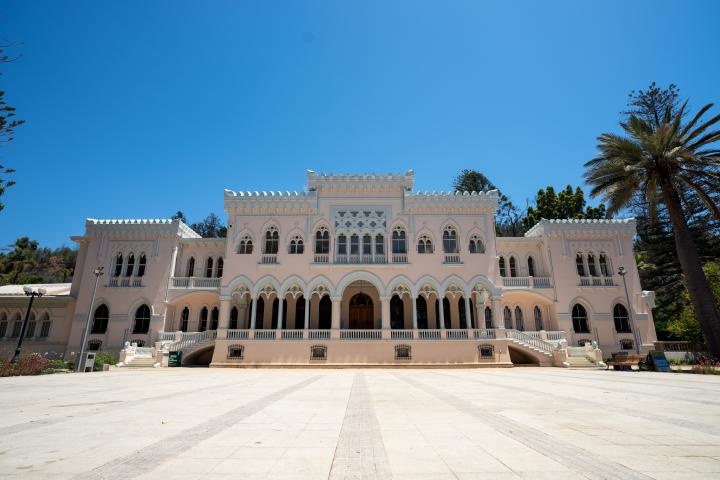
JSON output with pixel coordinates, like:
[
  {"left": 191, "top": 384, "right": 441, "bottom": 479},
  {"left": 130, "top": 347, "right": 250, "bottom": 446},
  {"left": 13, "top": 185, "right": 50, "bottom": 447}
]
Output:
[
  {"left": 339, "top": 329, "right": 382, "bottom": 340},
  {"left": 579, "top": 276, "right": 615, "bottom": 287},
  {"left": 390, "top": 330, "right": 414, "bottom": 340},
  {"left": 506, "top": 329, "right": 555, "bottom": 354},
  {"left": 158, "top": 332, "right": 176, "bottom": 341},
  {"left": 417, "top": 329, "right": 442, "bottom": 340},
  {"left": 254, "top": 330, "right": 277, "bottom": 340},
  {"left": 169, "top": 330, "right": 217, "bottom": 351},
  {"left": 281, "top": 330, "right": 304, "bottom": 340},
  {"left": 308, "top": 329, "right": 330, "bottom": 339},
  {"left": 546, "top": 331, "right": 566, "bottom": 341},
  {"left": 443, "top": 254, "right": 462, "bottom": 264},
  {"left": 474, "top": 329, "right": 496, "bottom": 339},
  {"left": 170, "top": 277, "right": 220, "bottom": 289},
  {"left": 502, "top": 277, "right": 530, "bottom": 287},
  {"left": 227, "top": 329, "right": 250, "bottom": 340},
  {"left": 532, "top": 277, "right": 552, "bottom": 288},
  {"left": 446, "top": 329, "right": 469, "bottom": 340},
  {"left": 260, "top": 254, "right": 278, "bottom": 264},
  {"left": 313, "top": 254, "right": 329, "bottom": 264},
  {"left": 391, "top": 253, "right": 408, "bottom": 264},
  {"left": 108, "top": 277, "right": 144, "bottom": 288},
  {"left": 335, "top": 254, "right": 387, "bottom": 264}
]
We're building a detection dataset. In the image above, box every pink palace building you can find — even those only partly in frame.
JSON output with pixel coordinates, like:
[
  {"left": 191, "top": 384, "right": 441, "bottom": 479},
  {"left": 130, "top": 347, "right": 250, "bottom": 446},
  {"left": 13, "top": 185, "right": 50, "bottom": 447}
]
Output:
[{"left": 0, "top": 171, "right": 657, "bottom": 367}]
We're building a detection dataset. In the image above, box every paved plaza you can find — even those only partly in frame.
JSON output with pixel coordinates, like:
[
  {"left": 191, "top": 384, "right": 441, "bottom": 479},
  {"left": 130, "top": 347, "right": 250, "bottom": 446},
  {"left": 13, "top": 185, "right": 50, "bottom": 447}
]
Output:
[{"left": 1, "top": 368, "right": 719, "bottom": 479}]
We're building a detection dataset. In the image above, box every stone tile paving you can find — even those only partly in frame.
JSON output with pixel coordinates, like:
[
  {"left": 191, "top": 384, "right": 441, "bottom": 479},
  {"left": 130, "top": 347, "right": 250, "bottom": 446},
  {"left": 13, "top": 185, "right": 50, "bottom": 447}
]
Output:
[{"left": 0, "top": 368, "right": 719, "bottom": 479}]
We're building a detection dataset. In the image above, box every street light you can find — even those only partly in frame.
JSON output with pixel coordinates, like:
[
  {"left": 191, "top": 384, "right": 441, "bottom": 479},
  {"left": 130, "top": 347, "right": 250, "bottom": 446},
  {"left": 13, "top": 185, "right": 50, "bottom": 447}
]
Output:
[
  {"left": 618, "top": 266, "right": 641, "bottom": 354},
  {"left": 76, "top": 267, "right": 104, "bottom": 372},
  {"left": 11, "top": 286, "right": 47, "bottom": 363}
]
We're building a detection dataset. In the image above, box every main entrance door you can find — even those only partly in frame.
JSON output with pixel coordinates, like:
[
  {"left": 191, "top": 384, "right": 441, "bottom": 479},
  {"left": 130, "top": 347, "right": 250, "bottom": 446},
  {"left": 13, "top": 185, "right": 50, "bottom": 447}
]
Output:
[{"left": 349, "top": 293, "right": 373, "bottom": 329}]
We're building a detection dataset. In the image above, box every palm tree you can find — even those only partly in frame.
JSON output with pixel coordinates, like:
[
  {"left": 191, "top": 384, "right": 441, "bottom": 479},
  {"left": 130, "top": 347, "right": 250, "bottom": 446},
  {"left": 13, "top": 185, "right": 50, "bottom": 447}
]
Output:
[{"left": 584, "top": 100, "right": 720, "bottom": 356}]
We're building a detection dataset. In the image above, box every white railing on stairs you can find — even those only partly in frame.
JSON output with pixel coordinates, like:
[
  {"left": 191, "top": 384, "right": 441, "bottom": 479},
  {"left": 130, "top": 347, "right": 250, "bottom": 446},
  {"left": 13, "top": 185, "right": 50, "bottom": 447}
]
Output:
[{"left": 506, "top": 329, "right": 555, "bottom": 354}]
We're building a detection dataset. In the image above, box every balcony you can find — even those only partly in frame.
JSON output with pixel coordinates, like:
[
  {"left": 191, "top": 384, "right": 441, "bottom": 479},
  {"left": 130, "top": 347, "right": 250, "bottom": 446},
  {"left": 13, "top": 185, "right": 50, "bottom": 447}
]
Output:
[
  {"left": 578, "top": 276, "right": 615, "bottom": 287},
  {"left": 170, "top": 277, "right": 221, "bottom": 290},
  {"left": 107, "top": 278, "right": 143, "bottom": 288},
  {"left": 501, "top": 276, "right": 553, "bottom": 289},
  {"left": 443, "top": 254, "right": 462, "bottom": 265},
  {"left": 335, "top": 254, "right": 388, "bottom": 265},
  {"left": 313, "top": 253, "right": 330, "bottom": 264},
  {"left": 260, "top": 254, "right": 278, "bottom": 265}
]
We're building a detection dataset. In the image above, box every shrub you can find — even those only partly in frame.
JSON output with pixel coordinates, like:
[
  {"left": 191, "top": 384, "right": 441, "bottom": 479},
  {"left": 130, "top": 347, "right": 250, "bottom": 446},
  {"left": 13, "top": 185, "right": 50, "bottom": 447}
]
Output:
[
  {"left": 0, "top": 354, "right": 50, "bottom": 377},
  {"left": 92, "top": 352, "right": 118, "bottom": 371},
  {"left": 691, "top": 354, "right": 720, "bottom": 375}
]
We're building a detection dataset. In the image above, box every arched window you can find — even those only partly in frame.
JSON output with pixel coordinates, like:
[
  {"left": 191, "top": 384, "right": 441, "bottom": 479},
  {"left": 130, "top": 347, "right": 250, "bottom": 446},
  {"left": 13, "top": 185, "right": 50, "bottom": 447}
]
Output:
[
  {"left": 91, "top": 304, "right": 109, "bottom": 334},
  {"left": 0, "top": 313, "right": 7, "bottom": 337},
  {"left": 375, "top": 234, "right": 385, "bottom": 255},
  {"left": 133, "top": 304, "right": 151, "bottom": 334},
  {"left": 392, "top": 227, "right": 407, "bottom": 254},
  {"left": 350, "top": 234, "right": 360, "bottom": 255},
  {"left": 186, "top": 257, "right": 195, "bottom": 277},
  {"left": 216, "top": 257, "right": 224, "bottom": 278},
  {"left": 264, "top": 227, "right": 279, "bottom": 254},
  {"left": 599, "top": 254, "right": 610, "bottom": 276},
  {"left": 613, "top": 304, "right": 631, "bottom": 333},
  {"left": 295, "top": 297, "right": 305, "bottom": 329},
  {"left": 11, "top": 313, "right": 22, "bottom": 337},
  {"left": 315, "top": 227, "right": 329, "bottom": 254},
  {"left": 125, "top": 253, "right": 135, "bottom": 277},
  {"left": 205, "top": 257, "right": 214, "bottom": 278},
  {"left": 237, "top": 236, "right": 253, "bottom": 254},
  {"left": 26, "top": 312, "right": 36, "bottom": 337},
  {"left": 572, "top": 304, "right": 590, "bottom": 333},
  {"left": 534, "top": 306, "right": 543, "bottom": 331},
  {"left": 113, "top": 253, "right": 123, "bottom": 277},
  {"left": 468, "top": 235, "right": 485, "bottom": 254},
  {"left": 509, "top": 256, "right": 517, "bottom": 277},
  {"left": 271, "top": 298, "right": 279, "bottom": 329},
  {"left": 360, "top": 234, "right": 371, "bottom": 255},
  {"left": 390, "top": 295, "right": 404, "bottom": 329},
  {"left": 499, "top": 256, "right": 507, "bottom": 277},
  {"left": 484, "top": 306, "right": 493, "bottom": 329},
  {"left": 337, "top": 234, "right": 347, "bottom": 255},
  {"left": 528, "top": 257, "right": 535, "bottom": 277},
  {"left": 198, "top": 306, "right": 208, "bottom": 332},
  {"left": 458, "top": 297, "right": 467, "bottom": 329},
  {"left": 210, "top": 307, "right": 219, "bottom": 330},
  {"left": 318, "top": 296, "right": 331, "bottom": 329},
  {"left": 416, "top": 296, "right": 428, "bottom": 329},
  {"left": 442, "top": 297, "right": 451, "bottom": 329},
  {"left": 417, "top": 235, "right": 433, "bottom": 254},
  {"left": 515, "top": 306, "right": 524, "bottom": 331},
  {"left": 576, "top": 253, "right": 585, "bottom": 276},
  {"left": 137, "top": 253, "right": 147, "bottom": 277},
  {"left": 289, "top": 235, "right": 304, "bottom": 254},
  {"left": 180, "top": 307, "right": 189, "bottom": 332},
  {"left": 469, "top": 299, "right": 475, "bottom": 328},
  {"left": 256, "top": 298, "right": 265, "bottom": 329},
  {"left": 39, "top": 312, "right": 51, "bottom": 337},
  {"left": 442, "top": 226, "right": 458, "bottom": 253},
  {"left": 503, "top": 306, "right": 512, "bottom": 329},
  {"left": 587, "top": 253, "right": 598, "bottom": 277},
  {"left": 229, "top": 306, "right": 238, "bottom": 330}
]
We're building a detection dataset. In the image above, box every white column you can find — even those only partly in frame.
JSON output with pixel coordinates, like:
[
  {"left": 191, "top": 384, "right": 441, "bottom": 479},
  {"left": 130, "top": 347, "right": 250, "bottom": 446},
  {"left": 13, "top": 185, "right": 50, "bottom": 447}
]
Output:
[
  {"left": 331, "top": 297, "right": 341, "bottom": 329},
  {"left": 464, "top": 296, "right": 472, "bottom": 329},
  {"left": 276, "top": 295, "right": 284, "bottom": 330},
  {"left": 219, "top": 296, "right": 231, "bottom": 329},
  {"left": 250, "top": 296, "right": 258, "bottom": 329},
  {"left": 381, "top": 296, "right": 390, "bottom": 330},
  {"left": 439, "top": 296, "right": 446, "bottom": 330},
  {"left": 304, "top": 296, "right": 310, "bottom": 329},
  {"left": 412, "top": 296, "right": 418, "bottom": 330},
  {"left": 492, "top": 296, "right": 503, "bottom": 329}
]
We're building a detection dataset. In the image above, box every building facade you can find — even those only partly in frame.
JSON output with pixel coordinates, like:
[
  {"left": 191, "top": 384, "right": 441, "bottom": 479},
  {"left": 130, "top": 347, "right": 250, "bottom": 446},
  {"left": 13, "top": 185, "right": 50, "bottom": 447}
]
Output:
[{"left": 0, "top": 171, "right": 657, "bottom": 366}]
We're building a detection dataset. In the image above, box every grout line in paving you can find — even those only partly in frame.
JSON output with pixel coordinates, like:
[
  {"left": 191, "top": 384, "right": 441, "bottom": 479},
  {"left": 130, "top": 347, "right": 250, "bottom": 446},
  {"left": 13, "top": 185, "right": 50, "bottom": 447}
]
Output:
[
  {"left": 393, "top": 372, "right": 655, "bottom": 480},
  {"left": 71, "top": 374, "right": 322, "bottom": 480}
]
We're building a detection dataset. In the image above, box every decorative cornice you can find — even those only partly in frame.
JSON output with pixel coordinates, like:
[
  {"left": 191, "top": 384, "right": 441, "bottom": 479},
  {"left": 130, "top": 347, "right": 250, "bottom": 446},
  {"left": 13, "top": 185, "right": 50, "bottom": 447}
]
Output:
[
  {"left": 404, "top": 190, "right": 498, "bottom": 214},
  {"left": 307, "top": 170, "right": 414, "bottom": 194},
  {"left": 84, "top": 218, "right": 200, "bottom": 239},
  {"left": 524, "top": 218, "right": 636, "bottom": 238}
]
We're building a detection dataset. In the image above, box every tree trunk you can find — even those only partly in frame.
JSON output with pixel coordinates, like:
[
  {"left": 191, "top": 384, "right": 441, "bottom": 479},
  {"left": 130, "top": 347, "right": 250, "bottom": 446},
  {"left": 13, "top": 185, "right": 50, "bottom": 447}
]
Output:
[{"left": 659, "top": 173, "right": 720, "bottom": 356}]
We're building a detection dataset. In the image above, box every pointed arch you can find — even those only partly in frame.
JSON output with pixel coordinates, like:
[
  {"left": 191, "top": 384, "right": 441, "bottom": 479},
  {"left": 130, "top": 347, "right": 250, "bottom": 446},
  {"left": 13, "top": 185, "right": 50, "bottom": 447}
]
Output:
[{"left": 335, "top": 271, "right": 384, "bottom": 298}]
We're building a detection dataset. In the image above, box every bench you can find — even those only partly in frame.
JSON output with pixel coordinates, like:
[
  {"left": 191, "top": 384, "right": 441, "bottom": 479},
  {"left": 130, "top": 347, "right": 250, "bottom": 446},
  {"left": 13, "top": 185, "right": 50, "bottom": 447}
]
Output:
[{"left": 606, "top": 354, "right": 646, "bottom": 371}]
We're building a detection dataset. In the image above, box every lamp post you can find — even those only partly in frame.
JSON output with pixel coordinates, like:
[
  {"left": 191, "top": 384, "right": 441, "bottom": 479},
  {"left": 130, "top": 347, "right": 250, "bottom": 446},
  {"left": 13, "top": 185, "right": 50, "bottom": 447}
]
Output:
[
  {"left": 11, "top": 286, "right": 47, "bottom": 363},
  {"left": 76, "top": 267, "right": 104, "bottom": 372},
  {"left": 618, "top": 266, "right": 641, "bottom": 354}
]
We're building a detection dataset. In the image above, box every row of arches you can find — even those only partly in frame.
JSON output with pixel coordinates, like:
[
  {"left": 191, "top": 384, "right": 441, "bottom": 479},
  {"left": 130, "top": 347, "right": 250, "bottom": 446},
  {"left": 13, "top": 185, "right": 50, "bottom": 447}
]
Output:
[
  {"left": 184, "top": 256, "right": 224, "bottom": 278},
  {"left": 0, "top": 311, "right": 52, "bottom": 338},
  {"left": 498, "top": 255, "right": 536, "bottom": 277},
  {"left": 112, "top": 252, "right": 147, "bottom": 278},
  {"left": 571, "top": 303, "right": 630, "bottom": 334},
  {"left": 575, "top": 252, "right": 612, "bottom": 277},
  {"left": 235, "top": 225, "right": 487, "bottom": 256}
]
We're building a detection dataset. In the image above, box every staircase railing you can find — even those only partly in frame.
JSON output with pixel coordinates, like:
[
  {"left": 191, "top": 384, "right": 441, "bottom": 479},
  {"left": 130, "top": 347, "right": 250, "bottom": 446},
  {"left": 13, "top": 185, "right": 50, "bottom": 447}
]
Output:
[
  {"left": 168, "top": 330, "right": 217, "bottom": 352},
  {"left": 506, "top": 329, "right": 556, "bottom": 354}
]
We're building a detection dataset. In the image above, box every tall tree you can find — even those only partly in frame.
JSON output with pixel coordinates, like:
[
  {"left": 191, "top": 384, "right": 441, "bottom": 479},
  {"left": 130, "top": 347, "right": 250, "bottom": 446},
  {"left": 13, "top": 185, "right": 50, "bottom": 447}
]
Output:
[
  {"left": 523, "top": 185, "right": 606, "bottom": 231},
  {"left": 584, "top": 90, "right": 720, "bottom": 355},
  {"left": 452, "top": 169, "right": 523, "bottom": 236},
  {"left": 0, "top": 40, "right": 24, "bottom": 213},
  {"left": 190, "top": 213, "right": 227, "bottom": 238}
]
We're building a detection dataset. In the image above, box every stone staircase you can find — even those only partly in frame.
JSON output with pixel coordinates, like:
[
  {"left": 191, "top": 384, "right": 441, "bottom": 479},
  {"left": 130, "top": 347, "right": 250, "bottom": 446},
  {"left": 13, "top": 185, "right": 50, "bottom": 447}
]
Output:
[
  {"left": 505, "top": 330, "right": 555, "bottom": 359},
  {"left": 122, "top": 357, "right": 157, "bottom": 368}
]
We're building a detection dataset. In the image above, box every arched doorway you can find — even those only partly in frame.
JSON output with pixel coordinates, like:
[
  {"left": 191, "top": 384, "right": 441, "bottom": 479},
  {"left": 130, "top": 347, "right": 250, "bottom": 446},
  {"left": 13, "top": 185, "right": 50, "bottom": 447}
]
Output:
[{"left": 349, "top": 293, "right": 373, "bottom": 329}]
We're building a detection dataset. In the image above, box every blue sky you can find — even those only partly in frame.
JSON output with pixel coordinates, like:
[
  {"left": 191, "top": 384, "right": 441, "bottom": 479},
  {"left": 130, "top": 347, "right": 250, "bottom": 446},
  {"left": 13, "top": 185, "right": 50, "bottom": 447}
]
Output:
[{"left": 1, "top": 0, "right": 719, "bottom": 247}]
